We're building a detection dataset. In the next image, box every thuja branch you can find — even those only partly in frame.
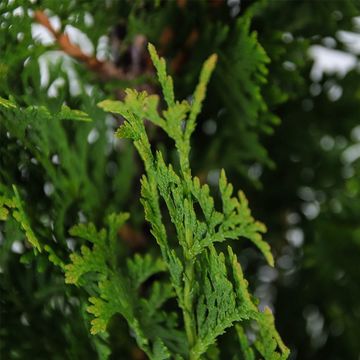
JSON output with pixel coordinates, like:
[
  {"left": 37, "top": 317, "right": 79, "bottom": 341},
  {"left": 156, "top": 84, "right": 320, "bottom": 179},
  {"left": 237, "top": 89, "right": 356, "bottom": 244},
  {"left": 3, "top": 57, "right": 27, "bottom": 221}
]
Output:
[
  {"left": 0, "top": 41, "right": 290, "bottom": 360},
  {"left": 97, "top": 44, "right": 289, "bottom": 359}
]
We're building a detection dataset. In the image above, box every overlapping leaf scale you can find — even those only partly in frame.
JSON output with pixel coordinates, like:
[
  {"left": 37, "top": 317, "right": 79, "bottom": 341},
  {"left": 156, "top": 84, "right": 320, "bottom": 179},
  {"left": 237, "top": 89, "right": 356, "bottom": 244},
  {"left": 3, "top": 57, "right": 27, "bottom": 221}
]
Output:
[
  {"left": 235, "top": 325, "right": 255, "bottom": 360},
  {"left": 0, "top": 187, "right": 66, "bottom": 267},
  {"left": 87, "top": 271, "right": 174, "bottom": 360},
  {"left": 218, "top": 170, "right": 273, "bottom": 266},
  {"left": 99, "top": 89, "right": 165, "bottom": 134},
  {"left": 185, "top": 54, "right": 218, "bottom": 141},
  {"left": 227, "top": 246, "right": 257, "bottom": 318},
  {"left": 65, "top": 216, "right": 175, "bottom": 359},
  {"left": 139, "top": 282, "right": 186, "bottom": 357},
  {"left": 155, "top": 152, "right": 186, "bottom": 246},
  {"left": 233, "top": 309, "right": 290, "bottom": 360},
  {"left": 254, "top": 308, "right": 290, "bottom": 360},
  {"left": 192, "top": 246, "right": 250, "bottom": 358},
  {"left": 6, "top": 187, "right": 42, "bottom": 252},
  {"left": 151, "top": 156, "right": 272, "bottom": 263},
  {"left": 127, "top": 253, "right": 167, "bottom": 290},
  {"left": 70, "top": 222, "right": 107, "bottom": 245},
  {"left": 0, "top": 195, "right": 15, "bottom": 221},
  {"left": 162, "top": 101, "right": 190, "bottom": 148},
  {"left": 66, "top": 244, "right": 108, "bottom": 285},
  {"left": 87, "top": 276, "right": 136, "bottom": 335},
  {"left": 148, "top": 43, "right": 175, "bottom": 107}
]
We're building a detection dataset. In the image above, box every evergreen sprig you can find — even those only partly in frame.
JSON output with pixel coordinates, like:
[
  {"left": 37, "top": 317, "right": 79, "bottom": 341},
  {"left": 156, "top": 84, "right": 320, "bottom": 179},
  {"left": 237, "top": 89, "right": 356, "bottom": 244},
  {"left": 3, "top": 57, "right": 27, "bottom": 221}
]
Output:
[
  {"left": 0, "top": 42, "right": 288, "bottom": 360},
  {"left": 97, "top": 44, "right": 289, "bottom": 359},
  {"left": 64, "top": 213, "right": 184, "bottom": 359}
]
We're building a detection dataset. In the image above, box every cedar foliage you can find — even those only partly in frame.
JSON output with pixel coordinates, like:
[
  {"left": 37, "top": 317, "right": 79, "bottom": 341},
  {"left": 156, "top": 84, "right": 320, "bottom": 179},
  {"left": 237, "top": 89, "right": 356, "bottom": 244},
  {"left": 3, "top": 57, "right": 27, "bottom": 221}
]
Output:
[
  {"left": 1, "top": 1, "right": 360, "bottom": 359},
  {"left": 1, "top": 43, "right": 289, "bottom": 360}
]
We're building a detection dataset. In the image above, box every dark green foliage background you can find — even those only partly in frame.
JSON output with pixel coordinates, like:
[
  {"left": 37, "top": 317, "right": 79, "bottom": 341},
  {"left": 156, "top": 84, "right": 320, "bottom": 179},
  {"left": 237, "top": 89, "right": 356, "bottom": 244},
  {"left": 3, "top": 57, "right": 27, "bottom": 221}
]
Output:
[{"left": 0, "top": 0, "right": 359, "bottom": 359}]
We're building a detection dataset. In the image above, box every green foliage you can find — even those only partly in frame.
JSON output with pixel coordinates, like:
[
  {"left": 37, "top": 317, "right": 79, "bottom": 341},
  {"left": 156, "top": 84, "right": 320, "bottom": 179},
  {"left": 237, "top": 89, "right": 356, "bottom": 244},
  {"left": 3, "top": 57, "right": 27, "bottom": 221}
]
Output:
[
  {"left": 1, "top": 1, "right": 359, "bottom": 359},
  {"left": 0, "top": 186, "right": 41, "bottom": 252},
  {"left": 64, "top": 212, "right": 184, "bottom": 359},
  {"left": 235, "top": 308, "right": 290, "bottom": 360},
  {"left": 98, "top": 44, "right": 288, "bottom": 359},
  {"left": 0, "top": 185, "right": 64, "bottom": 271}
]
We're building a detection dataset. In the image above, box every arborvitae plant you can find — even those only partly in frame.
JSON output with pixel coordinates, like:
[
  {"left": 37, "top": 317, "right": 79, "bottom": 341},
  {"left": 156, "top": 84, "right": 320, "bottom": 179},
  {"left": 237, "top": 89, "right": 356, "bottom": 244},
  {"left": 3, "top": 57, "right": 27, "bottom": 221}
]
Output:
[
  {"left": 2, "top": 2, "right": 360, "bottom": 359},
  {"left": 2, "top": 44, "right": 289, "bottom": 359}
]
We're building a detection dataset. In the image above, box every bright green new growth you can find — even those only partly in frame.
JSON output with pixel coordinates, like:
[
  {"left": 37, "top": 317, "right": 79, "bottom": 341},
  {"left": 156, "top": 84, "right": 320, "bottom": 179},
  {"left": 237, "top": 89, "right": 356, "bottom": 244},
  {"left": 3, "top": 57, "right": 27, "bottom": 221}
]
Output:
[
  {"left": 96, "top": 43, "right": 288, "bottom": 359},
  {"left": 0, "top": 186, "right": 64, "bottom": 268},
  {"left": 0, "top": 187, "right": 41, "bottom": 252},
  {"left": 64, "top": 212, "right": 181, "bottom": 360},
  {"left": 0, "top": 43, "right": 288, "bottom": 359}
]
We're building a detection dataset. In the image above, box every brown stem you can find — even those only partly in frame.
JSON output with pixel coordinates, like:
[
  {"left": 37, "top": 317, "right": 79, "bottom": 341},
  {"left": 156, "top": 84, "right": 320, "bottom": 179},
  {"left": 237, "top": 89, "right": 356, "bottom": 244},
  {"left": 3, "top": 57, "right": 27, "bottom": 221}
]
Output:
[{"left": 34, "top": 10, "right": 133, "bottom": 82}]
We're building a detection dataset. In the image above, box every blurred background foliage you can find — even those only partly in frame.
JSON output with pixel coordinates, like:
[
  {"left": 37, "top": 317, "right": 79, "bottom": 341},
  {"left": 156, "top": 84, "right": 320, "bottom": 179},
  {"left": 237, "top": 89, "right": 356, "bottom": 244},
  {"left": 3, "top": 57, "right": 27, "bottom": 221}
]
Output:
[{"left": 0, "top": 0, "right": 359, "bottom": 359}]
